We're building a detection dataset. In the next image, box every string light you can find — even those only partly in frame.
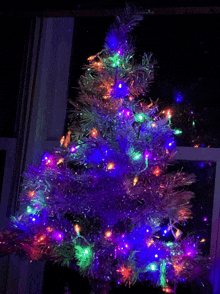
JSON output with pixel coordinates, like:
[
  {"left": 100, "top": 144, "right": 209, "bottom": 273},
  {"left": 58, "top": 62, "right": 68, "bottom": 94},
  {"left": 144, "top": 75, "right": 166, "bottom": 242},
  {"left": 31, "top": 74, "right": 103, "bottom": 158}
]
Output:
[
  {"left": 107, "top": 162, "right": 115, "bottom": 170},
  {"left": 37, "top": 234, "right": 46, "bottom": 243},
  {"left": 135, "top": 113, "right": 145, "bottom": 123},
  {"left": 166, "top": 109, "right": 172, "bottom": 118},
  {"left": 70, "top": 146, "right": 77, "bottom": 153},
  {"left": 105, "top": 231, "right": 112, "bottom": 238},
  {"left": 153, "top": 166, "right": 161, "bottom": 176},
  {"left": 147, "top": 263, "right": 158, "bottom": 271},
  {"left": 163, "top": 287, "right": 173, "bottom": 293},
  {"left": 74, "top": 224, "right": 81, "bottom": 234},
  {"left": 46, "top": 227, "right": 53, "bottom": 233},
  {"left": 52, "top": 231, "right": 64, "bottom": 242},
  {"left": 131, "top": 151, "right": 142, "bottom": 161},
  {"left": 133, "top": 176, "right": 138, "bottom": 186},
  {"left": 28, "top": 191, "right": 35, "bottom": 198},
  {"left": 27, "top": 206, "right": 33, "bottom": 214},
  {"left": 91, "top": 128, "right": 98, "bottom": 138},
  {"left": 175, "top": 229, "right": 181, "bottom": 239},
  {"left": 146, "top": 239, "right": 154, "bottom": 247},
  {"left": 60, "top": 136, "right": 65, "bottom": 146},
  {"left": 57, "top": 158, "right": 64, "bottom": 165}
]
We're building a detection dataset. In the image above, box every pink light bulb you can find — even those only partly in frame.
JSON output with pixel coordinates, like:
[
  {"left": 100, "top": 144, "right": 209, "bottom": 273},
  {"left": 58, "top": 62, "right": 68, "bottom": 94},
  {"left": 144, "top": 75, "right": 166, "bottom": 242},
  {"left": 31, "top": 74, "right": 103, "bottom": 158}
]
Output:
[{"left": 71, "top": 146, "right": 77, "bottom": 153}]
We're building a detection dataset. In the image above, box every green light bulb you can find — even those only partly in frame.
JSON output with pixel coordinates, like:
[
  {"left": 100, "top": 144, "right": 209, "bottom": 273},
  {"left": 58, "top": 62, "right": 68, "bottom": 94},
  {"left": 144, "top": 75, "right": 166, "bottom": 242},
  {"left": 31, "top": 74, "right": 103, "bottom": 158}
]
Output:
[
  {"left": 174, "top": 129, "right": 182, "bottom": 135},
  {"left": 147, "top": 262, "right": 158, "bottom": 271},
  {"left": 135, "top": 113, "right": 145, "bottom": 123},
  {"left": 27, "top": 206, "right": 32, "bottom": 214}
]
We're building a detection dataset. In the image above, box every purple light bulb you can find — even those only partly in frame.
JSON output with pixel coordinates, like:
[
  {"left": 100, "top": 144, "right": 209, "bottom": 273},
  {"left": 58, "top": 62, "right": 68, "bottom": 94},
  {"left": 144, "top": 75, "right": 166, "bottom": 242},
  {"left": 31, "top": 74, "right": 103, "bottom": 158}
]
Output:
[
  {"left": 52, "top": 231, "right": 64, "bottom": 242},
  {"left": 70, "top": 146, "right": 77, "bottom": 153},
  {"left": 144, "top": 150, "right": 152, "bottom": 159}
]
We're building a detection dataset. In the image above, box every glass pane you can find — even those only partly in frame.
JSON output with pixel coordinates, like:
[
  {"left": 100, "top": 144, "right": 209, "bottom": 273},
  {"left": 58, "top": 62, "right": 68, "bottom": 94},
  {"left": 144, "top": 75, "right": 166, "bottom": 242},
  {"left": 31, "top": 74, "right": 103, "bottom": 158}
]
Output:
[
  {"left": 0, "top": 16, "right": 31, "bottom": 137},
  {"left": 68, "top": 15, "right": 220, "bottom": 148},
  {"left": 167, "top": 159, "right": 216, "bottom": 255}
]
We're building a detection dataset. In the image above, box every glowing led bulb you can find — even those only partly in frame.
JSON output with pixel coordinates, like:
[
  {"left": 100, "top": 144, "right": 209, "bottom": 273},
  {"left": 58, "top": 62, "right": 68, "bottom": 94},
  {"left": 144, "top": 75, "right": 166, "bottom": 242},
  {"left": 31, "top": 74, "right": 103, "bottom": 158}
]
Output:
[
  {"left": 149, "top": 263, "right": 157, "bottom": 271},
  {"left": 57, "top": 158, "right": 64, "bottom": 165},
  {"left": 91, "top": 128, "right": 98, "bottom": 138},
  {"left": 166, "top": 109, "right": 172, "bottom": 118},
  {"left": 133, "top": 176, "right": 138, "bottom": 186},
  {"left": 70, "top": 146, "right": 77, "bottom": 153},
  {"left": 60, "top": 136, "right": 65, "bottom": 146},
  {"left": 153, "top": 166, "right": 161, "bottom": 176},
  {"left": 74, "top": 224, "right": 81, "bottom": 234},
  {"left": 163, "top": 287, "right": 173, "bottom": 293},
  {"left": 175, "top": 229, "right": 181, "bottom": 238},
  {"left": 28, "top": 191, "right": 35, "bottom": 198},
  {"left": 174, "top": 129, "right": 182, "bottom": 135},
  {"left": 107, "top": 162, "right": 115, "bottom": 170},
  {"left": 46, "top": 227, "right": 53, "bottom": 232},
  {"left": 146, "top": 239, "right": 154, "bottom": 247},
  {"left": 37, "top": 234, "right": 46, "bottom": 243},
  {"left": 27, "top": 206, "right": 32, "bottom": 214},
  {"left": 105, "top": 230, "right": 112, "bottom": 238}
]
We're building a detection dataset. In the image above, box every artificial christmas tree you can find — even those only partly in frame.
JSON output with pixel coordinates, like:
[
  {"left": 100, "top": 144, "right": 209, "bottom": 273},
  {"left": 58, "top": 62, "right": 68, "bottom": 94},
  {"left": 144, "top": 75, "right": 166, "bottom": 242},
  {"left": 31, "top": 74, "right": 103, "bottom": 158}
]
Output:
[{"left": 0, "top": 6, "right": 210, "bottom": 294}]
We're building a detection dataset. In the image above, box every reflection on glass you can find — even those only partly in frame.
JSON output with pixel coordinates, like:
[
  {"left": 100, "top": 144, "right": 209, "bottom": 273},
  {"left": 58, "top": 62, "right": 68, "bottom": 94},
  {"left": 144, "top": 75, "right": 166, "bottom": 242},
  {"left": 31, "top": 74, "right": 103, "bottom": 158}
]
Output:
[{"left": 167, "top": 160, "right": 215, "bottom": 255}]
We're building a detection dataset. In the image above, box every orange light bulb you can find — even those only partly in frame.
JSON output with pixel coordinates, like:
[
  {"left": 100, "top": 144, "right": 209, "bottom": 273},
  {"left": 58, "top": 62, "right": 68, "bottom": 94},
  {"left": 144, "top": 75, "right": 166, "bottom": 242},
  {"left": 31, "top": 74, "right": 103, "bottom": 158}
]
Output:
[
  {"left": 133, "top": 176, "right": 138, "bottom": 186},
  {"left": 46, "top": 227, "right": 53, "bottom": 233},
  {"left": 28, "top": 191, "right": 35, "bottom": 198},
  {"left": 107, "top": 162, "right": 115, "bottom": 170},
  {"left": 105, "top": 230, "right": 112, "bottom": 238},
  {"left": 57, "top": 158, "right": 64, "bottom": 165},
  {"left": 74, "top": 224, "right": 81, "bottom": 234},
  {"left": 91, "top": 128, "right": 98, "bottom": 138},
  {"left": 37, "top": 234, "right": 46, "bottom": 243},
  {"left": 146, "top": 239, "right": 154, "bottom": 247},
  {"left": 166, "top": 109, "right": 172, "bottom": 118},
  {"left": 153, "top": 166, "right": 161, "bottom": 176},
  {"left": 163, "top": 287, "right": 173, "bottom": 293},
  {"left": 60, "top": 136, "right": 65, "bottom": 146}
]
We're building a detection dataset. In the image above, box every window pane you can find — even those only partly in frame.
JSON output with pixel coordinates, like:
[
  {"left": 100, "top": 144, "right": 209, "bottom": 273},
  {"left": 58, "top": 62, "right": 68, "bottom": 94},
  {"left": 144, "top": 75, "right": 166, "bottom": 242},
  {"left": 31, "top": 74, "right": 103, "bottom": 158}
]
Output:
[
  {"left": 167, "top": 160, "right": 216, "bottom": 255},
  {"left": 68, "top": 15, "right": 220, "bottom": 148},
  {"left": 0, "top": 16, "right": 31, "bottom": 137}
]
